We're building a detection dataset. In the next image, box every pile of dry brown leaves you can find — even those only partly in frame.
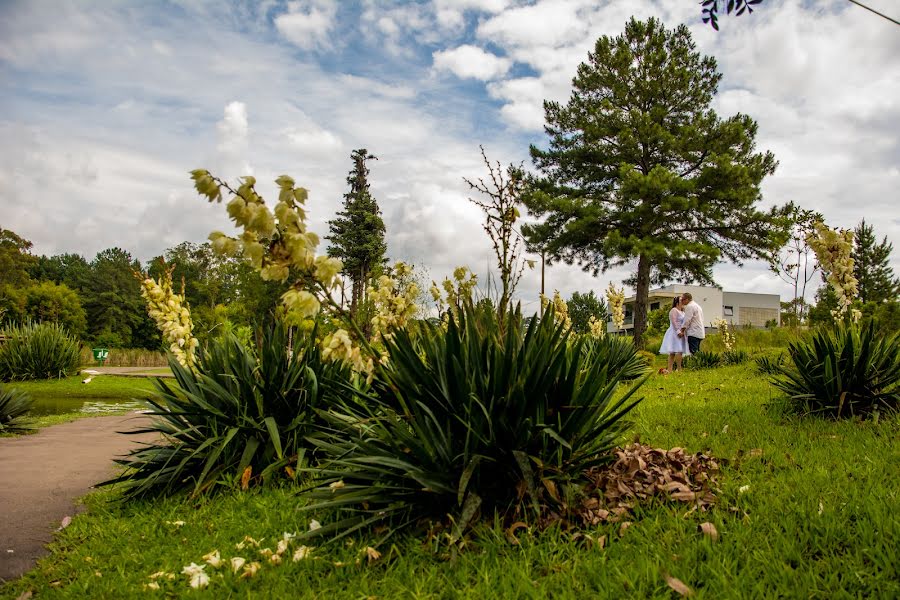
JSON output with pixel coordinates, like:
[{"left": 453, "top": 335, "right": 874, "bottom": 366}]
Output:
[{"left": 577, "top": 443, "right": 724, "bottom": 526}]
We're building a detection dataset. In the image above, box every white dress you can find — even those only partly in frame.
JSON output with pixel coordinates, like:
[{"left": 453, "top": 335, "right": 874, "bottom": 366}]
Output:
[{"left": 659, "top": 308, "right": 691, "bottom": 355}]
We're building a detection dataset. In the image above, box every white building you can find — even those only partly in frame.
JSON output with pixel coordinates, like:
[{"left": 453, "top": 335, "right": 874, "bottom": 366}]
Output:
[{"left": 609, "top": 284, "right": 780, "bottom": 332}]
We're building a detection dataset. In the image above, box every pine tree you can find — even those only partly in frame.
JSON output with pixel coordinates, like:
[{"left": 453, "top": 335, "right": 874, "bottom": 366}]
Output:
[
  {"left": 521, "top": 17, "right": 790, "bottom": 347},
  {"left": 326, "top": 149, "right": 387, "bottom": 318},
  {"left": 852, "top": 219, "right": 899, "bottom": 304}
]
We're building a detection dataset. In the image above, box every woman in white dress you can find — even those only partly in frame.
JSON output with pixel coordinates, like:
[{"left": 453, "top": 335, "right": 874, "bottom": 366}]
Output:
[{"left": 659, "top": 296, "right": 691, "bottom": 373}]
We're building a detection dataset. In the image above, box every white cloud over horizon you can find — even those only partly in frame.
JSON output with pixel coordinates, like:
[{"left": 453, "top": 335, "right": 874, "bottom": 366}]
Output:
[{"left": 1, "top": 0, "right": 898, "bottom": 312}]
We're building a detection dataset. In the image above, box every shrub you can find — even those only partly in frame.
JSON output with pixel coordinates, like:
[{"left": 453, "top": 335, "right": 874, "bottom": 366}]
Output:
[
  {"left": 0, "top": 321, "right": 81, "bottom": 381},
  {"left": 101, "top": 322, "right": 352, "bottom": 500},
  {"left": 770, "top": 320, "right": 900, "bottom": 417},
  {"left": 301, "top": 303, "right": 646, "bottom": 543},
  {"left": 754, "top": 353, "right": 786, "bottom": 375},
  {"left": 583, "top": 335, "right": 649, "bottom": 380},
  {"left": 722, "top": 349, "right": 749, "bottom": 365},
  {"left": 0, "top": 385, "right": 33, "bottom": 434},
  {"left": 687, "top": 351, "right": 722, "bottom": 370}
]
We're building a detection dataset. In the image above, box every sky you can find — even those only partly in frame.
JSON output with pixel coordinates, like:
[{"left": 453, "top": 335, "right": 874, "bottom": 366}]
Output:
[{"left": 1, "top": 0, "right": 899, "bottom": 313}]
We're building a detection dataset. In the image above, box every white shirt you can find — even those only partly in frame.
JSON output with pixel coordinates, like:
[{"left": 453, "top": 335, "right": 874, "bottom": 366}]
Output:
[{"left": 681, "top": 301, "right": 706, "bottom": 339}]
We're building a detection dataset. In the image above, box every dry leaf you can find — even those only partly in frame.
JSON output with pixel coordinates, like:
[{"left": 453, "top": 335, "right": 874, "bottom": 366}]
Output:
[
  {"left": 699, "top": 522, "right": 719, "bottom": 541},
  {"left": 749, "top": 448, "right": 763, "bottom": 457},
  {"left": 596, "top": 535, "right": 607, "bottom": 549},
  {"left": 284, "top": 465, "right": 295, "bottom": 479},
  {"left": 665, "top": 575, "right": 694, "bottom": 597},
  {"left": 505, "top": 521, "right": 528, "bottom": 545},
  {"left": 241, "top": 466, "right": 253, "bottom": 490},
  {"left": 365, "top": 546, "right": 381, "bottom": 564},
  {"left": 618, "top": 522, "right": 632, "bottom": 537},
  {"left": 57, "top": 516, "right": 72, "bottom": 531},
  {"left": 17, "top": 591, "right": 34, "bottom": 599}
]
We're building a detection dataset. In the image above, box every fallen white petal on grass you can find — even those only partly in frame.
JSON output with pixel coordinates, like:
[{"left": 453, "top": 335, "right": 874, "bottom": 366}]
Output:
[
  {"left": 309, "top": 520, "right": 322, "bottom": 531},
  {"left": 230, "top": 557, "right": 246, "bottom": 573},
  {"left": 165, "top": 520, "right": 186, "bottom": 528},
  {"left": 180, "top": 563, "right": 205, "bottom": 577},
  {"left": 738, "top": 485, "right": 750, "bottom": 494},
  {"left": 292, "top": 546, "right": 312, "bottom": 561},
  {"left": 329, "top": 480, "right": 345, "bottom": 491},
  {"left": 202, "top": 550, "right": 223, "bottom": 568},
  {"left": 189, "top": 572, "right": 210, "bottom": 589}
]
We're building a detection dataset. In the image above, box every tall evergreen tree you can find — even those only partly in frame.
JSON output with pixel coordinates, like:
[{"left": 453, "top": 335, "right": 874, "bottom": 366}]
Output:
[
  {"left": 521, "top": 17, "right": 789, "bottom": 346},
  {"left": 326, "top": 149, "right": 387, "bottom": 318},
  {"left": 852, "top": 219, "right": 899, "bottom": 304}
]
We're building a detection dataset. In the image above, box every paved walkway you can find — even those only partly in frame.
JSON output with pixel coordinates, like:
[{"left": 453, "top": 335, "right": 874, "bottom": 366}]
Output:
[
  {"left": 82, "top": 366, "right": 174, "bottom": 378},
  {"left": 0, "top": 414, "right": 156, "bottom": 582}
]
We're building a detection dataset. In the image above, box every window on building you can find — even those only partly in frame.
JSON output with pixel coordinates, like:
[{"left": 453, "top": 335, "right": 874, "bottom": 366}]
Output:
[
  {"left": 650, "top": 302, "right": 660, "bottom": 311},
  {"left": 724, "top": 306, "right": 734, "bottom": 316}
]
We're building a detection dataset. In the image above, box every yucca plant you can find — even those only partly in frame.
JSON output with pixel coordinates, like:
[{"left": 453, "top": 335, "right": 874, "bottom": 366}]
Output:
[
  {"left": 687, "top": 350, "right": 722, "bottom": 370},
  {"left": 0, "top": 385, "right": 34, "bottom": 434},
  {"left": 754, "top": 352, "right": 785, "bottom": 375},
  {"left": 300, "top": 302, "right": 646, "bottom": 544},
  {"left": 0, "top": 321, "right": 81, "bottom": 381},
  {"left": 101, "top": 322, "right": 353, "bottom": 500},
  {"left": 722, "top": 349, "right": 749, "bottom": 365},
  {"left": 770, "top": 320, "right": 900, "bottom": 417},
  {"left": 582, "top": 335, "right": 649, "bottom": 380}
]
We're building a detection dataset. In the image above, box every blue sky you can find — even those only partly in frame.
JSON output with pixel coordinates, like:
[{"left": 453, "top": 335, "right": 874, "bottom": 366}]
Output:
[{"left": 1, "top": 0, "right": 899, "bottom": 311}]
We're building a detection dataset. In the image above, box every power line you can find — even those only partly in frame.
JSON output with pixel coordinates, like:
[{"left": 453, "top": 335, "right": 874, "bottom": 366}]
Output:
[{"left": 847, "top": 0, "right": 900, "bottom": 27}]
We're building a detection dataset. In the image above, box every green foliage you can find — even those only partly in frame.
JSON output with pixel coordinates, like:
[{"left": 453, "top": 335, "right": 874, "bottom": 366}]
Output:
[
  {"left": 0, "top": 227, "right": 36, "bottom": 288},
  {"left": 0, "top": 384, "right": 34, "bottom": 433},
  {"left": 0, "top": 321, "right": 81, "bottom": 381},
  {"left": 102, "top": 322, "right": 352, "bottom": 500},
  {"left": 23, "top": 281, "right": 87, "bottom": 339},
  {"left": 853, "top": 219, "right": 899, "bottom": 305},
  {"left": 567, "top": 290, "right": 608, "bottom": 334},
  {"left": 582, "top": 334, "right": 649, "bottom": 380},
  {"left": 722, "top": 349, "right": 749, "bottom": 365},
  {"left": 521, "top": 17, "right": 788, "bottom": 346},
  {"left": 326, "top": 149, "right": 387, "bottom": 318},
  {"left": 688, "top": 351, "right": 722, "bottom": 370},
  {"left": 646, "top": 307, "right": 671, "bottom": 335},
  {"left": 771, "top": 320, "right": 900, "bottom": 418},
  {"left": 754, "top": 353, "right": 786, "bottom": 375},
  {"left": 301, "top": 303, "right": 645, "bottom": 543}
]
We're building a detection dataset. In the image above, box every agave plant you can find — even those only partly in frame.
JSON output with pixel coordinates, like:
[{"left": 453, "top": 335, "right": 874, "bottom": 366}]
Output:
[
  {"left": 687, "top": 351, "right": 722, "bottom": 370},
  {"left": 754, "top": 352, "right": 785, "bottom": 375},
  {"left": 300, "top": 302, "right": 646, "bottom": 543},
  {"left": 0, "top": 321, "right": 80, "bottom": 381},
  {"left": 771, "top": 320, "right": 900, "bottom": 417},
  {"left": 101, "top": 322, "right": 353, "bottom": 500},
  {"left": 0, "top": 385, "right": 34, "bottom": 434},
  {"left": 722, "top": 349, "right": 749, "bottom": 365}
]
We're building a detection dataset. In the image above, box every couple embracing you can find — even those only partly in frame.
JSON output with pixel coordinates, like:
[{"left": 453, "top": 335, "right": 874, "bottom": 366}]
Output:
[{"left": 659, "top": 292, "right": 705, "bottom": 373}]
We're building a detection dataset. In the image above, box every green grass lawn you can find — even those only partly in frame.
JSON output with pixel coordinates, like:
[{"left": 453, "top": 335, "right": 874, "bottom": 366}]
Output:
[{"left": 4, "top": 364, "right": 898, "bottom": 598}]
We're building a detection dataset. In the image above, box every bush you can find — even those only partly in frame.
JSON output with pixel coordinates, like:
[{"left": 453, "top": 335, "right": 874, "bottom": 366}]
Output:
[
  {"left": 101, "top": 322, "right": 352, "bottom": 500},
  {"left": 754, "top": 353, "right": 786, "bottom": 375},
  {"left": 0, "top": 385, "right": 33, "bottom": 434},
  {"left": 583, "top": 335, "right": 649, "bottom": 381},
  {"left": 0, "top": 321, "right": 81, "bottom": 381},
  {"left": 770, "top": 320, "right": 900, "bottom": 417},
  {"left": 687, "top": 351, "right": 722, "bottom": 370},
  {"left": 722, "top": 349, "right": 749, "bottom": 365},
  {"left": 301, "top": 303, "right": 646, "bottom": 543}
]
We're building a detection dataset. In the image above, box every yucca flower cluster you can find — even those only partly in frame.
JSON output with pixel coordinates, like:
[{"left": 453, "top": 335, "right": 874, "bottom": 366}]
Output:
[
  {"left": 806, "top": 222, "right": 861, "bottom": 322},
  {"left": 540, "top": 290, "right": 572, "bottom": 331},
  {"left": 138, "top": 264, "right": 198, "bottom": 370},
  {"left": 192, "top": 171, "right": 366, "bottom": 370},
  {"left": 607, "top": 283, "right": 626, "bottom": 332},
  {"left": 588, "top": 315, "right": 606, "bottom": 338},
  {"left": 369, "top": 261, "right": 420, "bottom": 344},
  {"left": 712, "top": 318, "right": 734, "bottom": 352},
  {"left": 431, "top": 266, "right": 478, "bottom": 319}
]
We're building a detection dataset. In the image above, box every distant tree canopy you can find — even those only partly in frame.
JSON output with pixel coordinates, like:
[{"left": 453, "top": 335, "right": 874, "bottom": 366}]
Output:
[
  {"left": 567, "top": 291, "right": 608, "bottom": 334},
  {"left": 852, "top": 219, "right": 899, "bottom": 305},
  {"left": 521, "top": 17, "right": 789, "bottom": 347},
  {"left": 327, "top": 149, "right": 388, "bottom": 319}
]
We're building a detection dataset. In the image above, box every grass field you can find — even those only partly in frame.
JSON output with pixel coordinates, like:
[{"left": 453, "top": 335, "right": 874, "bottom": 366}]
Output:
[{"left": 4, "top": 362, "right": 897, "bottom": 599}]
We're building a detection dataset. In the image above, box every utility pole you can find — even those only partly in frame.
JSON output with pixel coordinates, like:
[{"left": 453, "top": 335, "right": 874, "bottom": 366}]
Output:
[{"left": 540, "top": 249, "right": 545, "bottom": 297}]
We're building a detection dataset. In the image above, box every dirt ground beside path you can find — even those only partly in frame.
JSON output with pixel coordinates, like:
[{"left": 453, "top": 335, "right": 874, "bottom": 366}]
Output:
[{"left": 0, "top": 414, "right": 155, "bottom": 582}]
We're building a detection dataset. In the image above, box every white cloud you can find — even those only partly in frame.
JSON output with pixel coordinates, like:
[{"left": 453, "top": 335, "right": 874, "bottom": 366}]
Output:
[
  {"left": 274, "top": 1, "right": 336, "bottom": 50},
  {"left": 217, "top": 101, "right": 249, "bottom": 153},
  {"left": 432, "top": 45, "right": 511, "bottom": 81}
]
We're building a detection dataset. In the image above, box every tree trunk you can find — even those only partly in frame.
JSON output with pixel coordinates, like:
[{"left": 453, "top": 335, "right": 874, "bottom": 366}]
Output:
[{"left": 632, "top": 253, "right": 651, "bottom": 349}]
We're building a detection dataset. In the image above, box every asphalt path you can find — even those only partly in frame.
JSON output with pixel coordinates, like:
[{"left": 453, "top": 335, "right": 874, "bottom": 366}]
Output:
[{"left": 0, "top": 414, "right": 155, "bottom": 582}]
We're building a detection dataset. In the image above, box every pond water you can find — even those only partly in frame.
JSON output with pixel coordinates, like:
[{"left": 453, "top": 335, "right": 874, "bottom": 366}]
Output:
[{"left": 30, "top": 397, "right": 150, "bottom": 416}]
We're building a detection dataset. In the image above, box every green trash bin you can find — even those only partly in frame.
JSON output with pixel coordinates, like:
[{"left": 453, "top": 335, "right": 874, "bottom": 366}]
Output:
[{"left": 92, "top": 348, "right": 109, "bottom": 365}]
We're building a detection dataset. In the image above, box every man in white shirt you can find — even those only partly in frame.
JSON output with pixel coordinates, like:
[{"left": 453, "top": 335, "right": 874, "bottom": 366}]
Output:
[{"left": 678, "top": 292, "right": 705, "bottom": 354}]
